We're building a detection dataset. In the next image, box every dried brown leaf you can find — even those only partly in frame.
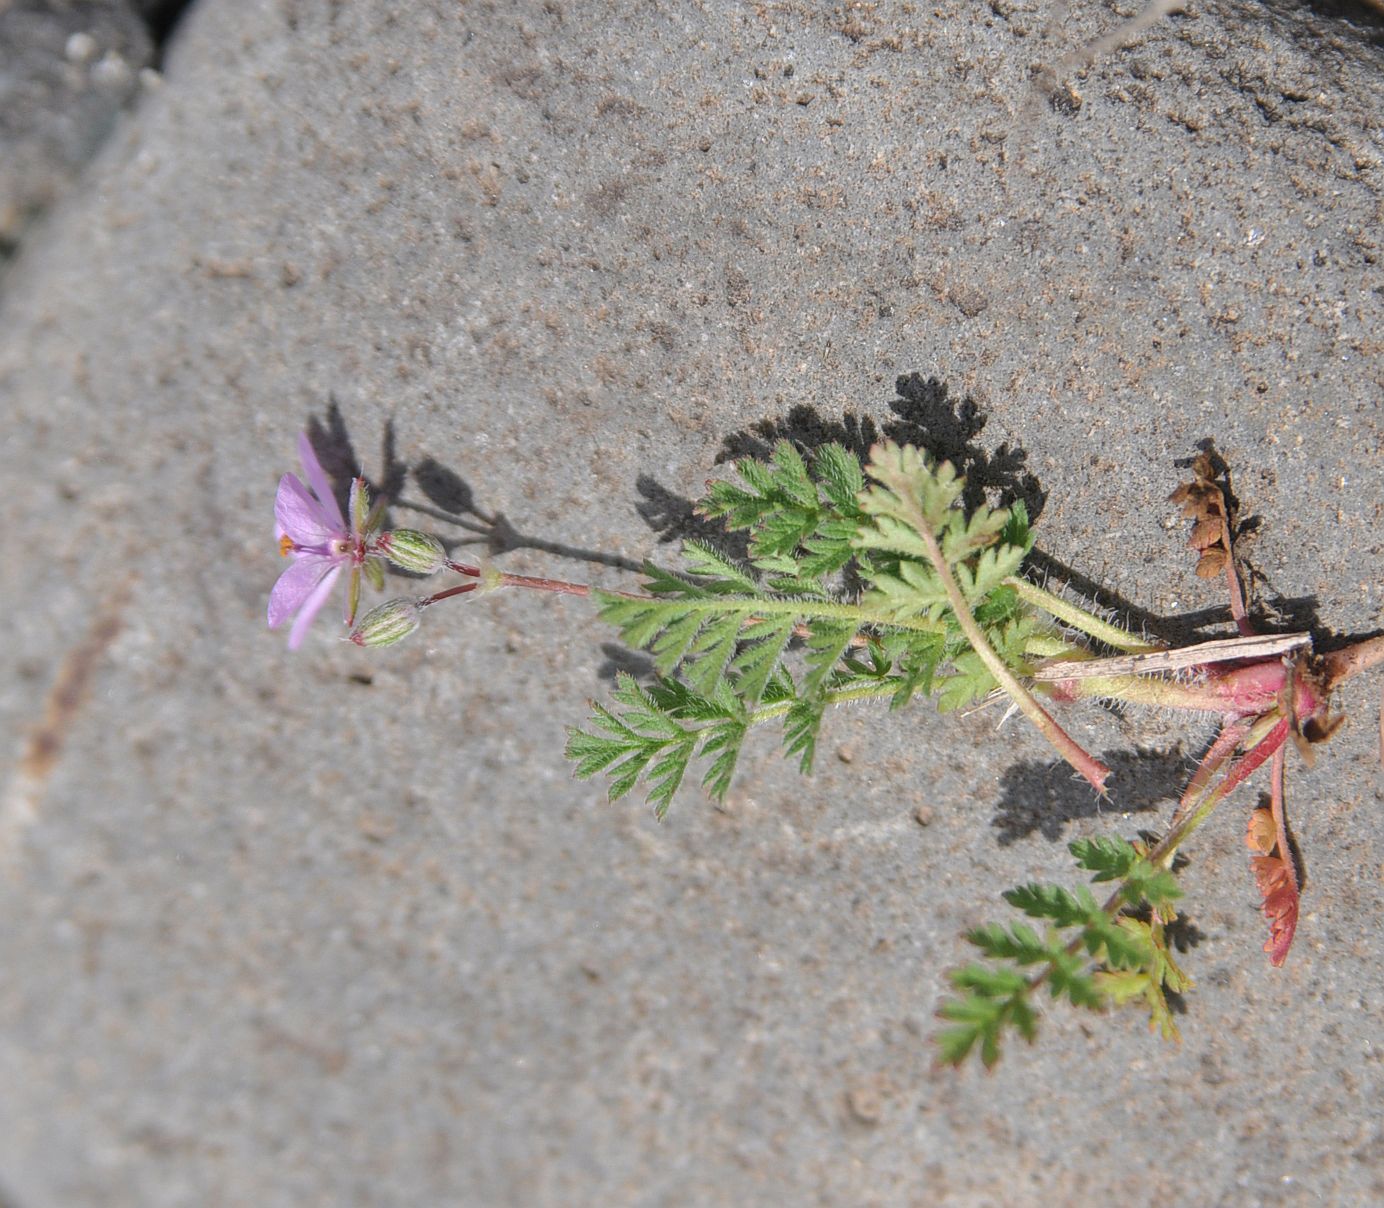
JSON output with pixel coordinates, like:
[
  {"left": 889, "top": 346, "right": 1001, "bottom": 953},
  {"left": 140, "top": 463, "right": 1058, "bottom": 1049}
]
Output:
[
  {"left": 1195, "top": 551, "right": 1226, "bottom": 579},
  {"left": 1171, "top": 451, "right": 1249, "bottom": 625},
  {"left": 1189, "top": 516, "right": 1223, "bottom": 551}
]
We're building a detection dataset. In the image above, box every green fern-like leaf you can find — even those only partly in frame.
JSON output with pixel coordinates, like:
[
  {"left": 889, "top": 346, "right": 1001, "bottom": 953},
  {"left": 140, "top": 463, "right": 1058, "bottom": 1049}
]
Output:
[
  {"left": 678, "top": 541, "right": 760, "bottom": 593},
  {"left": 1044, "top": 949, "right": 1104, "bottom": 1009},
  {"left": 1095, "top": 917, "right": 1191, "bottom": 1041},
  {"left": 1081, "top": 913, "right": 1153, "bottom": 970},
  {"left": 728, "top": 614, "right": 797, "bottom": 706},
  {"left": 937, "top": 829, "right": 1191, "bottom": 1066},
  {"left": 699, "top": 715, "right": 750, "bottom": 801},
  {"left": 596, "top": 589, "right": 774, "bottom": 699},
  {"left": 937, "top": 966, "right": 1037, "bottom": 1069},
  {"left": 1070, "top": 835, "right": 1140, "bottom": 882},
  {"left": 1116, "top": 861, "right": 1184, "bottom": 913},
  {"left": 576, "top": 440, "right": 1053, "bottom": 816},
  {"left": 800, "top": 618, "right": 863, "bottom": 694},
  {"left": 964, "top": 922, "right": 1052, "bottom": 965},
  {"left": 782, "top": 694, "right": 827, "bottom": 773},
  {"left": 812, "top": 441, "right": 866, "bottom": 511},
  {"left": 699, "top": 441, "right": 866, "bottom": 579},
  {"left": 1070, "top": 835, "right": 1183, "bottom": 911},
  {"left": 856, "top": 443, "right": 965, "bottom": 553},
  {"left": 1002, "top": 882, "right": 1101, "bottom": 929},
  {"left": 935, "top": 649, "right": 998, "bottom": 713},
  {"left": 566, "top": 673, "right": 748, "bottom": 819}
]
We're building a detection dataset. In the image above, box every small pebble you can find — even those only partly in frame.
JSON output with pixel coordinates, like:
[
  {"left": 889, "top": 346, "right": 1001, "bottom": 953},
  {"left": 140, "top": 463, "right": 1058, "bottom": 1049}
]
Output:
[
  {"left": 914, "top": 803, "right": 934, "bottom": 827},
  {"left": 847, "top": 1084, "right": 883, "bottom": 1125},
  {"left": 92, "top": 51, "right": 132, "bottom": 90},
  {"left": 65, "top": 32, "right": 98, "bottom": 65}
]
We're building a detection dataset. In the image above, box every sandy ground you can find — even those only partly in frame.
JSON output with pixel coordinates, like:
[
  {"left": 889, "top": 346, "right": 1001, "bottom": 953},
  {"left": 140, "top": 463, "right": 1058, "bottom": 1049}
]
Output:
[{"left": 0, "top": 1, "right": 1381, "bottom": 1204}]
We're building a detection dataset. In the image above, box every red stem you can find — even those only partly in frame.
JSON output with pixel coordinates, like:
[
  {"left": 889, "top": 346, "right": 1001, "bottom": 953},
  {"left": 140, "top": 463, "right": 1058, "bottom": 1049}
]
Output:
[
  {"left": 420, "top": 581, "right": 480, "bottom": 607},
  {"left": 1166, "top": 717, "right": 1249, "bottom": 832},
  {"left": 1269, "top": 743, "right": 1297, "bottom": 894},
  {"left": 1219, "top": 716, "right": 1290, "bottom": 797},
  {"left": 498, "top": 572, "right": 593, "bottom": 597}
]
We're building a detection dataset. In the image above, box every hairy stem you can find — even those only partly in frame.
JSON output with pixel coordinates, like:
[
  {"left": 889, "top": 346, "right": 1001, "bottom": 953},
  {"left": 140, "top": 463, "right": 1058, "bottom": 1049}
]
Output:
[
  {"left": 746, "top": 678, "right": 900, "bottom": 725},
  {"left": 1005, "top": 577, "right": 1160, "bottom": 654},
  {"left": 1165, "top": 718, "right": 1249, "bottom": 833},
  {"left": 878, "top": 516, "right": 1110, "bottom": 793},
  {"left": 1151, "top": 711, "right": 1288, "bottom": 866}
]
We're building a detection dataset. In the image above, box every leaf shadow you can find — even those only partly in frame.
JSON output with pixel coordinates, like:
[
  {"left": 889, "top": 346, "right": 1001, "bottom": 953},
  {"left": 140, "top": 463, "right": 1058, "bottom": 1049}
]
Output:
[
  {"left": 991, "top": 745, "right": 1190, "bottom": 846},
  {"left": 305, "top": 395, "right": 408, "bottom": 517},
  {"left": 635, "top": 371, "right": 1046, "bottom": 548},
  {"left": 405, "top": 456, "right": 644, "bottom": 574},
  {"left": 595, "top": 642, "right": 655, "bottom": 684}
]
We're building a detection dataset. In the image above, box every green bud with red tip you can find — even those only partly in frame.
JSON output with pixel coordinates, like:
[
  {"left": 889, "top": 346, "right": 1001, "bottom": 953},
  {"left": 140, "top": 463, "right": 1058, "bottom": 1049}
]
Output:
[
  {"left": 349, "top": 598, "right": 422, "bottom": 647},
  {"left": 378, "top": 529, "right": 446, "bottom": 575}
]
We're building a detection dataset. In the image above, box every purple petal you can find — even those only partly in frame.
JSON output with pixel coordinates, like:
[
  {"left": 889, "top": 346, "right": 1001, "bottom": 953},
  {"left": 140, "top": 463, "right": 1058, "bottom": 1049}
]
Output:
[
  {"left": 287, "top": 564, "right": 344, "bottom": 649},
  {"left": 275, "top": 474, "right": 338, "bottom": 548},
  {"left": 268, "top": 555, "right": 333, "bottom": 629},
  {"left": 297, "top": 432, "right": 347, "bottom": 531}
]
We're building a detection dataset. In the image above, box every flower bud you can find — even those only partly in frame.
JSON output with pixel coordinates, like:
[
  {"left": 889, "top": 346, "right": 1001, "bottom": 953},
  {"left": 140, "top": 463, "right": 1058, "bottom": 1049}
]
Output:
[
  {"left": 379, "top": 529, "right": 446, "bottom": 575},
  {"left": 348, "top": 598, "right": 421, "bottom": 647}
]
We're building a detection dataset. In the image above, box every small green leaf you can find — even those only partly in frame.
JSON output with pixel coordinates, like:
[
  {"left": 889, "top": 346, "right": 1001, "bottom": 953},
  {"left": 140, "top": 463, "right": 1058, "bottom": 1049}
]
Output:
[
  {"left": 679, "top": 540, "right": 759, "bottom": 592},
  {"left": 1000, "top": 499, "right": 1034, "bottom": 555},
  {"left": 1070, "top": 835, "right": 1139, "bottom": 881},
  {"left": 1002, "top": 882, "right": 1099, "bottom": 928},
  {"left": 814, "top": 442, "right": 865, "bottom": 511},
  {"left": 782, "top": 694, "right": 827, "bottom": 773},
  {"left": 1082, "top": 914, "right": 1152, "bottom": 971},
  {"left": 964, "top": 922, "right": 1051, "bottom": 965}
]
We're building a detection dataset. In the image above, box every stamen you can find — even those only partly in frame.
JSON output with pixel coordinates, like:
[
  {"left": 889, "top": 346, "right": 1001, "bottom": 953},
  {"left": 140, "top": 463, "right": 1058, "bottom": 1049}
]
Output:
[{"left": 279, "top": 535, "right": 296, "bottom": 557}]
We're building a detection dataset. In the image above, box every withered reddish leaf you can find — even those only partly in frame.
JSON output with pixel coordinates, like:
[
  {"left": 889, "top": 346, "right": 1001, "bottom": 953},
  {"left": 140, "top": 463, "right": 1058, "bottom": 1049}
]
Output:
[
  {"left": 1246, "top": 807, "right": 1276, "bottom": 855},
  {"left": 1250, "top": 853, "right": 1300, "bottom": 967},
  {"left": 1246, "top": 775, "right": 1302, "bottom": 968}
]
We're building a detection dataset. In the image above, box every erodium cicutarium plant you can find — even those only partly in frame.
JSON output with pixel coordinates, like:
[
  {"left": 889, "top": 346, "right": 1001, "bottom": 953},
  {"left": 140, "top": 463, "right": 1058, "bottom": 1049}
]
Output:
[{"left": 271, "top": 430, "right": 1384, "bottom": 1067}]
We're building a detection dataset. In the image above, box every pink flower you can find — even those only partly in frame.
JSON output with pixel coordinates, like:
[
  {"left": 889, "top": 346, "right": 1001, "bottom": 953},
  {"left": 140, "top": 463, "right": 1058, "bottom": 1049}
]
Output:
[{"left": 269, "top": 433, "right": 381, "bottom": 648}]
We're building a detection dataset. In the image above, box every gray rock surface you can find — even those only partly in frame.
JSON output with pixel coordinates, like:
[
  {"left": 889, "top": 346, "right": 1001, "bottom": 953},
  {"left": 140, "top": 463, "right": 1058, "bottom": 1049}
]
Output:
[
  {"left": 0, "top": 0, "right": 153, "bottom": 253},
  {"left": 0, "top": 0, "right": 1381, "bottom": 1204}
]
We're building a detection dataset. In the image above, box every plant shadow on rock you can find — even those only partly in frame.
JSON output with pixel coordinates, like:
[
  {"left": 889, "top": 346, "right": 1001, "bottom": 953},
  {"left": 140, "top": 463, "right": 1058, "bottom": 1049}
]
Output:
[
  {"left": 635, "top": 373, "right": 1322, "bottom": 647},
  {"left": 305, "top": 398, "right": 644, "bottom": 582},
  {"left": 595, "top": 642, "right": 656, "bottom": 685},
  {"left": 307, "top": 398, "right": 408, "bottom": 518},
  {"left": 306, "top": 396, "right": 1324, "bottom": 655},
  {"left": 636, "top": 372, "right": 1046, "bottom": 550},
  {"left": 409, "top": 455, "right": 643, "bottom": 574},
  {"left": 992, "top": 745, "right": 1190, "bottom": 846}
]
